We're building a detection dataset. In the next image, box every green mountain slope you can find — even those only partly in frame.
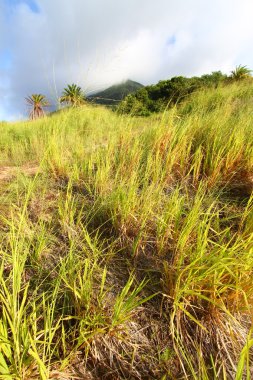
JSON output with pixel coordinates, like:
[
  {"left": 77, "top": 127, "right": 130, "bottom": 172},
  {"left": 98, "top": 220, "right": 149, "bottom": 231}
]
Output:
[
  {"left": 88, "top": 79, "right": 144, "bottom": 106},
  {"left": 117, "top": 71, "right": 230, "bottom": 115}
]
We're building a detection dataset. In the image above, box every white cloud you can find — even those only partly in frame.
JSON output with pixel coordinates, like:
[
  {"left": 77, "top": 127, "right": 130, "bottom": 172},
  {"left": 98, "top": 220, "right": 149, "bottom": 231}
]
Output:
[{"left": 1, "top": 0, "right": 253, "bottom": 119}]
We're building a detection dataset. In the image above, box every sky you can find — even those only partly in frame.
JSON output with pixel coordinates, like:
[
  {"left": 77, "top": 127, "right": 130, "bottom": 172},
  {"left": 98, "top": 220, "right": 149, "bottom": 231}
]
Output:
[{"left": 1, "top": 0, "right": 253, "bottom": 120}]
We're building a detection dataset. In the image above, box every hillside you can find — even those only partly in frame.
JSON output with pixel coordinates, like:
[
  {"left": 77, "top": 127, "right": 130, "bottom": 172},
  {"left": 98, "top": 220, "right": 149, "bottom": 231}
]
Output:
[
  {"left": 88, "top": 79, "right": 144, "bottom": 106},
  {"left": 0, "top": 81, "right": 253, "bottom": 379},
  {"left": 117, "top": 71, "right": 229, "bottom": 115}
]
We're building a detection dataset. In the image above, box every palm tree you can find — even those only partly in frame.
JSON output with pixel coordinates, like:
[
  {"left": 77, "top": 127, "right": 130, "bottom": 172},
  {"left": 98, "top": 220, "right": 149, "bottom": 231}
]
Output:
[
  {"left": 26, "top": 94, "right": 50, "bottom": 120},
  {"left": 230, "top": 65, "right": 252, "bottom": 80},
  {"left": 59, "top": 84, "right": 86, "bottom": 107}
]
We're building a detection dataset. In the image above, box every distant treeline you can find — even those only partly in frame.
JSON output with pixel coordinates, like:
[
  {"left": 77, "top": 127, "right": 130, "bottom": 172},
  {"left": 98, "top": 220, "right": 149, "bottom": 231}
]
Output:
[{"left": 117, "top": 70, "right": 250, "bottom": 116}]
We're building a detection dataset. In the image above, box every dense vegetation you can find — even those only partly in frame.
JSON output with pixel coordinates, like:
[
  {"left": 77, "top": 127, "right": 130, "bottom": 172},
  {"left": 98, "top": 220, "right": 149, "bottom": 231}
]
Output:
[
  {"left": 24, "top": 66, "right": 251, "bottom": 119},
  {"left": 0, "top": 81, "right": 253, "bottom": 379},
  {"left": 117, "top": 68, "right": 252, "bottom": 116}
]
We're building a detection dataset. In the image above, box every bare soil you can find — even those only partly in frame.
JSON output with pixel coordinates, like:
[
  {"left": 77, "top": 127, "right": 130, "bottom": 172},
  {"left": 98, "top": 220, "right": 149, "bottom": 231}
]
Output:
[{"left": 0, "top": 164, "right": 40, "bottom": 181}]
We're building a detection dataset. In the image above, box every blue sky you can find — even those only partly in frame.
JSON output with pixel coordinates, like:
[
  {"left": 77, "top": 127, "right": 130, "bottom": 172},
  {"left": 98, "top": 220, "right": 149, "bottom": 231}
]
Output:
[
  {"left": 1, "top": 0, "right": 253, "bottom": 120},
  {"left": 4, "top": 0, "right": 39, "bottom": 13},
  {"left": 0, "top": 49, "right": 12, "bottom": 70}
]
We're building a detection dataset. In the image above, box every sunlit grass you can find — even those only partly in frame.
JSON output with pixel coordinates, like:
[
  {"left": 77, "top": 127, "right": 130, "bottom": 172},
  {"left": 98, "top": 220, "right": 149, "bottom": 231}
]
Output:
[{"left": 0, "top": 82, "right": 253, "bottom": 378}]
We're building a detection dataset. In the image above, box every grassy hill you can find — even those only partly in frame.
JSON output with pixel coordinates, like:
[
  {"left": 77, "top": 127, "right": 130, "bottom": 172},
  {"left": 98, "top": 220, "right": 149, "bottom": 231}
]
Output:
[
  {"left": 88, "top": 79, "right": 144, "bottom": 106},
  {"left": 117, "top": 71, "right": 229, "bottom": 116},
  {"left": 0, "top": 81, "right": 253, "bottom": 379}
]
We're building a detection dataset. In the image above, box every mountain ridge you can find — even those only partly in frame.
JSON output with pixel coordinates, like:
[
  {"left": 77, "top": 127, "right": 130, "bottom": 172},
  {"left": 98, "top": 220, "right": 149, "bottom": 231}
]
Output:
[{"left": 88, "top": 79, "right": 144, "bottom": 106}]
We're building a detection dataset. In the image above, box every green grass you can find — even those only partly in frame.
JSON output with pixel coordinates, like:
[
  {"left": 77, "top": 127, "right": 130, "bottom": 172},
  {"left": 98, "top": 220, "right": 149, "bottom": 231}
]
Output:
[{"left": 0, "top": 81, "right": 253, "bottom": 379}]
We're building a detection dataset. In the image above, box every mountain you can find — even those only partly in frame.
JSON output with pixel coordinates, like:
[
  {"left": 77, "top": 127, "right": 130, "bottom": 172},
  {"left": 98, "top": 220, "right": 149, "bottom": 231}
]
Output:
[{"left": 88, "top": 79, "right": 144, "bottom": 106}]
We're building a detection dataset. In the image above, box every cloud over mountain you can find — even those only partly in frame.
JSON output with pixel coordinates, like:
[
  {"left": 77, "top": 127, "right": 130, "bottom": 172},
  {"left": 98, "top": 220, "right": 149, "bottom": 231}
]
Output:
[{"left": 1, "top": 0, "right": 253, "bottom": 119}]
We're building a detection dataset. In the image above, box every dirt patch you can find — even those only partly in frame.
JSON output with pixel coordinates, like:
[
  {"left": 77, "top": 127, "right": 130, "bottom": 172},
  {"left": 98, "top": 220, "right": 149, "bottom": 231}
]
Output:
[
  {"left": 0, "top": 164, "right": 40, "bottom": 181},
  {"left": 226, "top": 170, "right": 253, "bottom": 200}
]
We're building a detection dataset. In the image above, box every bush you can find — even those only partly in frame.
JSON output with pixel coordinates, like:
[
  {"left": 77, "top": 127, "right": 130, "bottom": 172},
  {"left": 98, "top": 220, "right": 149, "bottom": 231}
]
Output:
[{"left": 117, "top": 71, "right": 229, "bottom": 116}]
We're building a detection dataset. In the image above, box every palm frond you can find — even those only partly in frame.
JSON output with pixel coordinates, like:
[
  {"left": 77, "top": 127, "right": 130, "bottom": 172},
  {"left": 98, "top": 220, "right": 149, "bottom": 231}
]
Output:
[
  {"left": 26, "top": 94, "right": 50, "bottom": 120},
  {"left": 59, "top": 84, "right": 86, "bottom": 107},
  {"left": 231, "top": 65, "right": 252, "bottom": 80}
]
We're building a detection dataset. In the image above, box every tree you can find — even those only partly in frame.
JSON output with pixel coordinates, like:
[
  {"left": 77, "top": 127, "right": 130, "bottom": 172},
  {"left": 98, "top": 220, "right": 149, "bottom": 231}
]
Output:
[
  {"left": 59, "top": 84, "right": 86, "bottom": 107},
  {"left": 200, "top": 71, "right": 228, "bottom": 87},
  {"left": 230, "top": 65, "right": 252, "bottom": 80},
  {"left": 26, "top": 94, "right": 50, "bottom": 120},
  {"left": 117, "top": 93, "right": 150, "bottom": 116},
  {"left": 116, "top": 70, "right": 229, "bottom": 116}
]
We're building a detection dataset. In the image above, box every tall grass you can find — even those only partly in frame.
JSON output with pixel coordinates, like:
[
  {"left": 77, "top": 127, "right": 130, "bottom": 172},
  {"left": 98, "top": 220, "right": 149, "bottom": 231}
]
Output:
[{"left": 0, "top": 81, "right": 253, "bottom": 378}]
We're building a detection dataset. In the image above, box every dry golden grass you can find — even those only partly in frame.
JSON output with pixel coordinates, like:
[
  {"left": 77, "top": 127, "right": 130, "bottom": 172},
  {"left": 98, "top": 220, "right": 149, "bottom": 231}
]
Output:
[{"left": 0, "top": 82, "right": 253, "bottom": 379}]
